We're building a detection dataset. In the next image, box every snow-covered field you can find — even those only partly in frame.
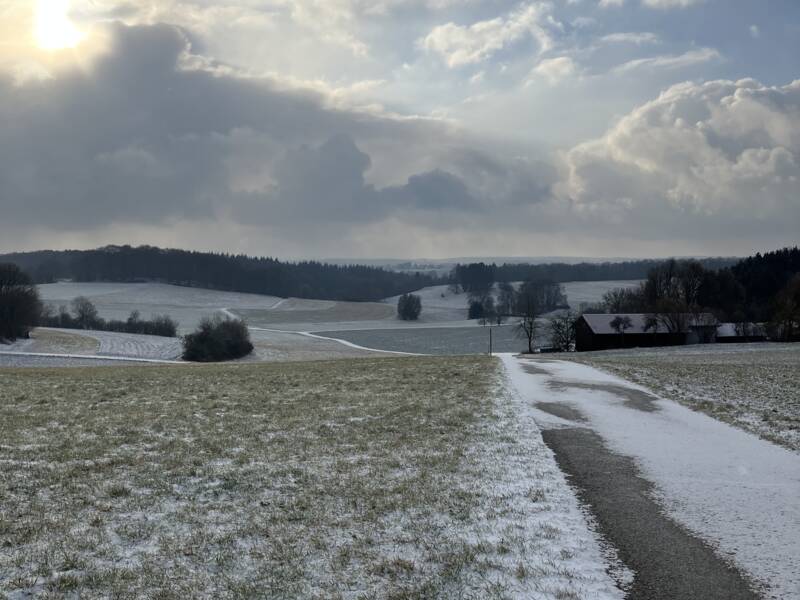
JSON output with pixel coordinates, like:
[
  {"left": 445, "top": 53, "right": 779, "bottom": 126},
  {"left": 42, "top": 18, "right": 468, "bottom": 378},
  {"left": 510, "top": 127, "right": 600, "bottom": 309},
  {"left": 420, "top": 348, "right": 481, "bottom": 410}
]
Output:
[
  {"left": 569, "top": 343, "right": 800, "bottom": 451},
  {"left": 1, "top": 328, "right": 183, "bottom": 363},
  {"left": 561, "top": 280, "right": 643, "bottom": 310},
  {"left": 0, "top": 356, "right": 623, "bottom": 599},
  {"left": 504, "top": 356, "right": 800, "bottom": 599},
  {"left": 314, "top": 324, "right": 528, "bottom": 355},
  {"left": 38, "top": 282, "right": 282, "bottom": 333}
]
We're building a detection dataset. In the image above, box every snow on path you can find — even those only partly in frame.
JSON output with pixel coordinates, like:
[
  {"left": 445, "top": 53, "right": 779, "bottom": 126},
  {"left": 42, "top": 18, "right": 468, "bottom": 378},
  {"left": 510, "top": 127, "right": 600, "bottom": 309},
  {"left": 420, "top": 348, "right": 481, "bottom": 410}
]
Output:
[{"left": 501, "top": 355, "right": 800, "bottom": 600}]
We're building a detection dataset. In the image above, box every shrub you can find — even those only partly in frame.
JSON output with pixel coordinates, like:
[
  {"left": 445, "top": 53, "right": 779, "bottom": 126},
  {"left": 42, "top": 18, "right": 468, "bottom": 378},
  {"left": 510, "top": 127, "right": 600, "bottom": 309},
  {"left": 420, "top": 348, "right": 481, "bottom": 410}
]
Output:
[
  {"left": 397, "top": 293, "right": 422, "bottom": 321},
  {"left": 182, "top": 316, "right": 254, "bottom": 362}
]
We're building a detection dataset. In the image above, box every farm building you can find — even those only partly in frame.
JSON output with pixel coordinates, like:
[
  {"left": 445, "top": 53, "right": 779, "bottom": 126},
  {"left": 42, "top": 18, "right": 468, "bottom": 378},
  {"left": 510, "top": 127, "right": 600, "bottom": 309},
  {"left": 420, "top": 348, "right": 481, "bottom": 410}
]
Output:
[{"left": 575, "top": 313, "right": 718, "bottom": 352}]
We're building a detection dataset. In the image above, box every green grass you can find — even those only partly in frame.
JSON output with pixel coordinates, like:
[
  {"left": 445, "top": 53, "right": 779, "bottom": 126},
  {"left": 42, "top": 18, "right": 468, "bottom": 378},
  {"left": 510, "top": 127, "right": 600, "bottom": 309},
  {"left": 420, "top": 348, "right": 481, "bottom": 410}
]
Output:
[{"left": 0, "top": 357, "right": 505, "bottom": 598}]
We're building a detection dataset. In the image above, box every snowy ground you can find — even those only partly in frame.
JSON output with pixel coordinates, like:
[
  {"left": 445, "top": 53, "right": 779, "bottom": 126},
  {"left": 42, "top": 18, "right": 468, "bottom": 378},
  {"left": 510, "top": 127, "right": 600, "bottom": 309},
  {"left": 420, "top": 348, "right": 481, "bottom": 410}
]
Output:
[
  {"left": 38, "top": 282, "right": 282, "bottom": 333},
  {"left": 561, "top": 280, "right": 642, "bottom": 310},
  {"left": 0, "top": 356, "right": 623, "bottom": 599},
  {"left": 503, "top": 355, "right": 800, "bottom": 599},
  {"left": 569, "top": 343, "right": 800, "bottom": 451},
  {"left": 1, "top": 328, "right": 183, "bottom": 363}
]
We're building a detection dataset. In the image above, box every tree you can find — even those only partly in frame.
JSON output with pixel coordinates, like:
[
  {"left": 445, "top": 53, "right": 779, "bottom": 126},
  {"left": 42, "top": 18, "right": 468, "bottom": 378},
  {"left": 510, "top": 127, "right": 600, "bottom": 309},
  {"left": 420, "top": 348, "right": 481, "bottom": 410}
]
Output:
[
  {"left": 515, "top": 294, "right": 539, "bottom": 354},
  {"left": 549, "top": 311, "right": 577, "bottom": 351},
  {"left": 397, "top": 293, "right": 422, "bottom": 321},
  {"left": 772, "top": 274, "right": 800, "bottom": 341},
  {"left": 468, "top": 300, "right": 485, "bottom": 320},
  {"left": 0, "top": 263, "right": 41, "bottom": 342},
  {"left": 609, "top": 315, "right": 633, "bottom": 343},
  {"left": 497, "top": 282, "right": 515, "bottom": 317},
  {"left": 479, "top": 296, "right": 497, "bottom": 326},
  {"left": 71, "top": 296, "right": 100, "bottom": 330}
]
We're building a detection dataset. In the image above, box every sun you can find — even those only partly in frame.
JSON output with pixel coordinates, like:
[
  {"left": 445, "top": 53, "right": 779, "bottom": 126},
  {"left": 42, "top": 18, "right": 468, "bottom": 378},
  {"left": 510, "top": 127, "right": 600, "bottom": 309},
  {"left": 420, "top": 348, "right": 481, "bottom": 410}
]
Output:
[{"left": 35, "top": 0, "right": 84, "bottom": 50}]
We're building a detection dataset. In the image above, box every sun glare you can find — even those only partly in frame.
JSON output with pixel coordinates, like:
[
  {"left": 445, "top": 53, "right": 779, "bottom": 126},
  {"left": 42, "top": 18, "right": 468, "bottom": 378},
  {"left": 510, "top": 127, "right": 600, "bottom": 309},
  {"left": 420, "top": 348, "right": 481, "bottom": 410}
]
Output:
[{"left": 35, "top": 0, "right": 84, "bottom": 50}]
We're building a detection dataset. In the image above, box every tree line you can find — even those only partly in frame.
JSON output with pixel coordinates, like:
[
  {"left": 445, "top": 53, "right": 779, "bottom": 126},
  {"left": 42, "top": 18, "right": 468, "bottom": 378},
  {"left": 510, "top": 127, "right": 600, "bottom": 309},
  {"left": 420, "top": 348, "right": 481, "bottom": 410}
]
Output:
[
  {"left": 39, "top": 297, "right": 178, "bottom": 338},
  {"left": 0, "top": 245, "right": 435, "bottom": 302},
  {"left": 584, "top": 247, "right": 800, "bottom": 341},
  {"left": 450, "top": 257, "right": 737, "bottom": 292}
]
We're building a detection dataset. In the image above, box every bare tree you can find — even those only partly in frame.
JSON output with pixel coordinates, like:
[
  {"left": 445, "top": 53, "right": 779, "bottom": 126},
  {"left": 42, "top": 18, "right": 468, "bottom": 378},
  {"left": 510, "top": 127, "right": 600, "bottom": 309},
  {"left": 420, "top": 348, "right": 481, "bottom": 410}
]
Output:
[
  {"left": 515, "top": 295, "right": 539, "bottom": 353},
  {"left": 610, "top": 315, "right": 633, "bottom": 344},
  {"left": 549, "top": 311, "right": 577, "bottom": 351},
  {"left": 71, "top": 296, "right": 99, "bottom": 330}
]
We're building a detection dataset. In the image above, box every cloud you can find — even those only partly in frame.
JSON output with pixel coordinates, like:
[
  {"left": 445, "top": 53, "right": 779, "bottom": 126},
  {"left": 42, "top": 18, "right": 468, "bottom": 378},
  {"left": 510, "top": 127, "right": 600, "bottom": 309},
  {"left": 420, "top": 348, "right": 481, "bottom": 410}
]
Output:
[
  {"left": 420, "top": 2, "right": 557, "bottom": 68},
  {"left": 642, "top": 0, "right": 704, "bottom": 8},
  {"left": 600, "top": 32, "right": 660, "bottom": 45},
  {"left": 613, "top": 47, "right": 721, "bottom": 73},
  {"left": 530, "top": 56, "right": 579, "bottom": 84},
  {"left": 557, "top": 78, "right": 800, "bottom": 239},
  {"left": 0, "top": 23, "right": 545, "bottom": 249}
]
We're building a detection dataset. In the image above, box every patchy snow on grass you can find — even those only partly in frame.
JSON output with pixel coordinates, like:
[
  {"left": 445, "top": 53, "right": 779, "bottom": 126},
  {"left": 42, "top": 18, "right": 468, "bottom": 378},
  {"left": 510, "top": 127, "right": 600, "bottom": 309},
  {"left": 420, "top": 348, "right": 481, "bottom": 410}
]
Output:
[
  {"left": 0, "top": 356, "right": 625, "bottom": 599},
  {"left": 505, "top": 356, "right": 800, "bottom": 600}
]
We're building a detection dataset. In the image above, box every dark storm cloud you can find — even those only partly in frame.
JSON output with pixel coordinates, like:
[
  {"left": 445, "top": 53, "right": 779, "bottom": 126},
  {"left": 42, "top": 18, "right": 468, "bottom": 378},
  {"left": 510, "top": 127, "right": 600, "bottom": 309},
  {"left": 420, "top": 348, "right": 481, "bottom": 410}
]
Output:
[{"left": 1, "top": 23, "right": 540, "bottom": 237}]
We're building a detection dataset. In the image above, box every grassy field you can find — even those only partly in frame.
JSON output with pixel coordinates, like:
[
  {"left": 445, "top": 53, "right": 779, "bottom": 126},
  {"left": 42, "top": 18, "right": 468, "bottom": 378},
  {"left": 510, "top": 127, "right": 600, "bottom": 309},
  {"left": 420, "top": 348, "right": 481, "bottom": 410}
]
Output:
[
  {"left": 568, "top": 344, "right": 800, "bottom": 451},
  {"left": 0, "top": 357, "right": 619, "bottom": 599},
  {"left": 313, "top": 325, "right": 528, "bottom": 355}
]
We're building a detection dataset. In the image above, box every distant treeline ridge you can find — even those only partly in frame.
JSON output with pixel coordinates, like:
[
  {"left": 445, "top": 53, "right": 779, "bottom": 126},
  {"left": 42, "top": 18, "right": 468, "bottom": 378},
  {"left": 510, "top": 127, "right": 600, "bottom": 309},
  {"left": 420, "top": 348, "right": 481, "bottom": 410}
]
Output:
[
  {"left": 0, "top": 245, "right": 741, "bottom": 303},
  {"left": 1, "top": 246, "right": 433, "bottom": 302}
]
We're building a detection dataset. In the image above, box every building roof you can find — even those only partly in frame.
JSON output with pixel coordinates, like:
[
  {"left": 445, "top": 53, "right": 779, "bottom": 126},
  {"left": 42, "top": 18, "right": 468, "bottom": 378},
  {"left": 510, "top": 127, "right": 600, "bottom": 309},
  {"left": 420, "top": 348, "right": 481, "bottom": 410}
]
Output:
[{"left": 580, "top": 313, "right": 717, "bottom": 335}]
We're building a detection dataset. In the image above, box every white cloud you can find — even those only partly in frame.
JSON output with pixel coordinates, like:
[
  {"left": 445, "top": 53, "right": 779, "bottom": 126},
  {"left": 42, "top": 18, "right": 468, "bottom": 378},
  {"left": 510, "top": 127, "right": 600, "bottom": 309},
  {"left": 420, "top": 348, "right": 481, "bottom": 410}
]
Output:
[
  {"left": 613, "top": 47, "right": 720, "bottom": 73},
  {"left": 529, "top": 56, "right": 578, "bottom": 84},
  {"left": 601, "top": 32, "right": 660, "bottom": 45},
  {"left": 421, "top": 2, "right": 557, "bottom": 68},
  {"left": 642, "top": 0, "right": 704, "bottom": 8},
  {"left": 557, "top": 78, "right": 800, "bottom": 238}
]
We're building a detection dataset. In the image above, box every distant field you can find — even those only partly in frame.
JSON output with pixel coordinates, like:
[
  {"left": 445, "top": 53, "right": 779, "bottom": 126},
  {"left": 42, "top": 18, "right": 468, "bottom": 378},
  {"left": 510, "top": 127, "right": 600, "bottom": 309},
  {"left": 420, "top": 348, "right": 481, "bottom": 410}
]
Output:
[
  {"left": 235, "top": 300, "right": 394, "bottom": 327},
  {"left": 568, "top": 344, "right": 800, "bottom": 451},
  {"left": 38, "top": 282, "right": 282, "bottom": 333},
  {"left": 561, "top": 280, "right": 643, "bottom": 310},
  {"left": 0, "top": 357, "right": 619, "bottom": 599},
  {"left": 314, "top": 324, "right": 535, "bottom": 355}
]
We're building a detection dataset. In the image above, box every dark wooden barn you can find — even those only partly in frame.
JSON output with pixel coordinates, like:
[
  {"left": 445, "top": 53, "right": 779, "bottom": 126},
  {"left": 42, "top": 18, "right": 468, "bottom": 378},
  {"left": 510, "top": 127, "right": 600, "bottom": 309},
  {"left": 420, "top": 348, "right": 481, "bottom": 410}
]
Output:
[{"left": 575, "top": 313, "right": 717, "bottom": 352}]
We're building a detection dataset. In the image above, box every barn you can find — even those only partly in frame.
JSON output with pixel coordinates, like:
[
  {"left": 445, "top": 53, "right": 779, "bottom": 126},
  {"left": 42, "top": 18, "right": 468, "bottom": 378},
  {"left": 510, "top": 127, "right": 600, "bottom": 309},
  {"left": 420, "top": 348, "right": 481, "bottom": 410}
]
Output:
[{"left": 574, "top": 313, "right": 718, "bottom": 352}]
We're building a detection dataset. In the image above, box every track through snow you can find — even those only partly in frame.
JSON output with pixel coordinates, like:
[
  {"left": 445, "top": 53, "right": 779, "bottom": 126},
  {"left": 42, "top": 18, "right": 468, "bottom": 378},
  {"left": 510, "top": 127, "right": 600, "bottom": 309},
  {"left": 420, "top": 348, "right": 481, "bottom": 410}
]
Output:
[{"left": 501, "top": 355, "right": 800, "bottom": 599}]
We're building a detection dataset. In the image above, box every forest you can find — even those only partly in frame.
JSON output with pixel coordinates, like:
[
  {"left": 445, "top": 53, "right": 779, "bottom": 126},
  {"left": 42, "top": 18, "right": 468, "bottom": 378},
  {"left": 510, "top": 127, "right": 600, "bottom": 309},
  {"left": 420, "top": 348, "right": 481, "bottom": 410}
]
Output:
[{"left": 1, "top": 246, "right": 434, "bottom": 302}]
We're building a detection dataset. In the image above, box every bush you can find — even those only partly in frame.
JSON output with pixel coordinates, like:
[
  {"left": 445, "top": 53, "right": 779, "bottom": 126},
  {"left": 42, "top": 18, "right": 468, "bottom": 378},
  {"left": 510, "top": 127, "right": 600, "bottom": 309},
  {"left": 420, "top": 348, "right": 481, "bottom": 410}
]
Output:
[
  {"left": 182, "top": 316, "right": 254, "bottom": 362},
  {"left": 397, "top": 293, "right": 422, "bottom": 321},
  {"left": 0, "top": 263, "right": 41, "bottom": 342}
]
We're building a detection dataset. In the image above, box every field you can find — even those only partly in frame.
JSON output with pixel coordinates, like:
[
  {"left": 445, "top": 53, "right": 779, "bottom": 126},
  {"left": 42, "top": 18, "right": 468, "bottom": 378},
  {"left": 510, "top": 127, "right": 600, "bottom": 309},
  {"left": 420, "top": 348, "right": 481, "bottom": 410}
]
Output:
[
  {"left": 313, "top": 324, "right": 530, "bottom": 355},
  {"left": 561, "top": 281, "right": 642, "bottom": 310},
  {"left": 568, "top": 344, "right": 800, "bottom": 451},
  {"left": 0, "top": 357, "right": 621, "bottom": 599},
  {"left": 38, "top": 282, "right": 282, "bottom": 334}
]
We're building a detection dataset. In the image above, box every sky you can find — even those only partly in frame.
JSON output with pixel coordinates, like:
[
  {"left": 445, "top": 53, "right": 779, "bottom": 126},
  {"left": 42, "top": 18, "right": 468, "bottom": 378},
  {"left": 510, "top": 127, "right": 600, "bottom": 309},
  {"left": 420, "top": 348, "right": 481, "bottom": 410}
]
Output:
[{"left": 0, "top": 0, "right": 798, "bottom": 259}]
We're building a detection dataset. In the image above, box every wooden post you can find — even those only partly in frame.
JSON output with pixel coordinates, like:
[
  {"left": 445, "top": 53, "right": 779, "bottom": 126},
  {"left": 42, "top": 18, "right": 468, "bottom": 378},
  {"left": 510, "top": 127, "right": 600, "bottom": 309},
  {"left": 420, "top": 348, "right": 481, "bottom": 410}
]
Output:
[{"left": 489, "top": 326, "right": 493, "bottom": 356}]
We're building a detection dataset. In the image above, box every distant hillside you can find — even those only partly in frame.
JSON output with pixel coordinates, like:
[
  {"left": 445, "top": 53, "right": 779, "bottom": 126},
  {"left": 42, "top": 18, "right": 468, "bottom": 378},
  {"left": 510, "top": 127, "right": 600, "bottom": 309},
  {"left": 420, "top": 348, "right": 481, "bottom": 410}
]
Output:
[
  {"left": 0, "top": 246, "right": 434, "bottom": 302},
  {"left": 0, "top": 245, "right": 747, "bottom": 303}
]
